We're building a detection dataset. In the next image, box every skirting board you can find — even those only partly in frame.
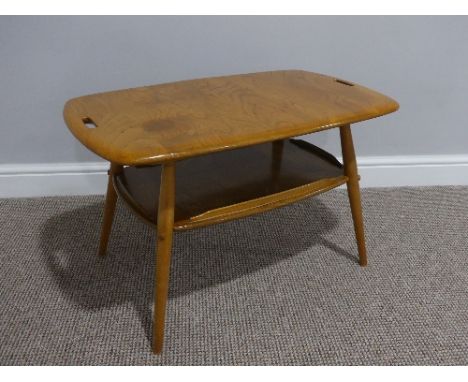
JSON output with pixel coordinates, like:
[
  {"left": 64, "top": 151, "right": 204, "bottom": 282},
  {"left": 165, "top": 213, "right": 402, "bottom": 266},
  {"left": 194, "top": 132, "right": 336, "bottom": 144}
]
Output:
[{"left": 1, "top": 155, "right": 468, "bottom": 198}]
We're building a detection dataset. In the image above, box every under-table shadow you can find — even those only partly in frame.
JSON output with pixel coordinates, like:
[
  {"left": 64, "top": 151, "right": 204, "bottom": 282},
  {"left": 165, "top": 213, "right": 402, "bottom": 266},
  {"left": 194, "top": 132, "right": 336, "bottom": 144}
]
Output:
[{"left": 40, "top": 197, "right": 356, "bottom": 343}]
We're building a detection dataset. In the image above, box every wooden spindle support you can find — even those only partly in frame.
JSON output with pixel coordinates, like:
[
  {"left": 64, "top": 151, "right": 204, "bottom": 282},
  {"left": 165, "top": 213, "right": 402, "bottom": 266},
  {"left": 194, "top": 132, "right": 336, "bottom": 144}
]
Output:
[{"left": 340, "top": 124, "right": 368, "bottom": 266}]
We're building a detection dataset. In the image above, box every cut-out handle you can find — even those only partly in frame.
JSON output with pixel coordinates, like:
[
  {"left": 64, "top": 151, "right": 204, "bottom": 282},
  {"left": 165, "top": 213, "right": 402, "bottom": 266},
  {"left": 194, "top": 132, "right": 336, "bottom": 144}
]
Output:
[
  {"left": 82, "top": 117, "right": 97, "bottom": 128},
  {"left": 335, "top": 78, "right": 354, "bottom": 86}
]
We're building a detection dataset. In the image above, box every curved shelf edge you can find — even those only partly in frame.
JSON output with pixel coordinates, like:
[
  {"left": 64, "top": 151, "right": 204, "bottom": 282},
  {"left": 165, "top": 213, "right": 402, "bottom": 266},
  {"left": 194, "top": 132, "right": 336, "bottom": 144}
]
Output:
[
  {"left": 173, "top": 176, "right": 348, "bottom": 231},
  {"left": 112, "top": 174, "right": 156, "bottom": 227},
  {"left": 112, "top": 139, "right": 348, "bottom": 231},
  {"left": 113, "top": 173, "right": 348, "bottom": 231}
]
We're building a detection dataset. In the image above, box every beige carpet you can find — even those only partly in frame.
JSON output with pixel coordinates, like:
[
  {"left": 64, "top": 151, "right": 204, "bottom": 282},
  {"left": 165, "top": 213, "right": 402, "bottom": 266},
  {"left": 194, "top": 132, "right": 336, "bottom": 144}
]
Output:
[{"left": 1, "top": 187, "right": 468, "bottom": 365}]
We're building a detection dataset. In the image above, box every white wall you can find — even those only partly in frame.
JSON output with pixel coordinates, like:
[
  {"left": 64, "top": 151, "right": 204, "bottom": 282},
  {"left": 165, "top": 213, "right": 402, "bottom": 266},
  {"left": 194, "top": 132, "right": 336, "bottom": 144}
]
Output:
[{"left": 1, "top": 16, "right": 468, "bottom": 196}]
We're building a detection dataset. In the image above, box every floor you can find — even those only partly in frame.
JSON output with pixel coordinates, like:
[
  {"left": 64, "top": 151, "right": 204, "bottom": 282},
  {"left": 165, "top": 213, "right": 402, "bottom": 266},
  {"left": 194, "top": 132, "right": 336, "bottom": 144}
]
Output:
[{"left": 1, "top": 187, "right": 468, "bottom": 365}]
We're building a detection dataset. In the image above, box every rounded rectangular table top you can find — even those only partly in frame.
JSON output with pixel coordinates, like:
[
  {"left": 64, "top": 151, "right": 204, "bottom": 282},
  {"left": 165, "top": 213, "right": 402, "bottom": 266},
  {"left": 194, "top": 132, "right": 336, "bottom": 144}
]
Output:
[{"left": 63, "top": 70, "right": 399, "bottom": 166}]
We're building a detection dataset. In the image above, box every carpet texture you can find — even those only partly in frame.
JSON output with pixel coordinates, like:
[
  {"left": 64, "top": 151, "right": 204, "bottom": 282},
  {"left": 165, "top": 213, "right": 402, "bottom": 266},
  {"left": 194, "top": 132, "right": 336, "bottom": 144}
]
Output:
[{"left": 1, "top": 187, "right": 468, "bottom": 365}]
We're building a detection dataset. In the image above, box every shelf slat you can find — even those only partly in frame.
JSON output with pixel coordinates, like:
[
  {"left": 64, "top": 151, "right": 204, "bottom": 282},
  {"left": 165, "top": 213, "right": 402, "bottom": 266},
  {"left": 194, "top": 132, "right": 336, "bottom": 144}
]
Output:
[{"left": 113, "top": 139, "right": 346, "bottom": 230}]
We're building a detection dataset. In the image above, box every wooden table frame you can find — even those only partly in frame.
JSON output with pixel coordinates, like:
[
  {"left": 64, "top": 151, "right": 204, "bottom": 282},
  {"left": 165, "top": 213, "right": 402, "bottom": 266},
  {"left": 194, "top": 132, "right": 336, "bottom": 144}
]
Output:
[
  {"left": 63, "top": 70, "right": 398, "bottom": 354},
  {"left": 97, "top": 123, "right": 364, "bottom": 354}
]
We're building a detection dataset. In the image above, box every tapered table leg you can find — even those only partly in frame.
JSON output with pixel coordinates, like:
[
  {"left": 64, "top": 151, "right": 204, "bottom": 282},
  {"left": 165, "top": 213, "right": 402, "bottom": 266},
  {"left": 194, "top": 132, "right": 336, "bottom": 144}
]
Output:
[
  {"left": 271, "top": 140, "right": 284, "bottom": 191},
  {"left": 152, "top": 162, "right": 176, "bottom": 354},
  {"left": 98, "top": 163, "right": 122, "bottom": 257},
  {"left": 340, "top": 124, "right": 367, "bottom": 267}
]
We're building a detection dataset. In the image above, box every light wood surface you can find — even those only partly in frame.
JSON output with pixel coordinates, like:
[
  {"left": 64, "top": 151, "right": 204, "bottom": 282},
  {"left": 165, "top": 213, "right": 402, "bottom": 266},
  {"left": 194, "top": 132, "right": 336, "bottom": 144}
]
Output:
[
  {"left": 340, "top": 125, "right": 367, "bottom": 266},
  {"left": 112, "top": 139, "right": 347, "bottom": 230},
  {"left": 97, "top": 163, "right": 122, "bottom": 256},
  {"left": 153, "top": 163, "right": 176, "bottom": 354},
  {"left": 64, "top": 70, "right": 399, "bottom": 166}
]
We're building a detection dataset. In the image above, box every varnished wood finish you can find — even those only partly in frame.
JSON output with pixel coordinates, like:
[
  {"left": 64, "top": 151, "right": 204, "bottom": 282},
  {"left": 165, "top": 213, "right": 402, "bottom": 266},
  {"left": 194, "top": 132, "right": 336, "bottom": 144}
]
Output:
[
  {"left": 340, "top": 125, "right": 367, "bottom": 266},
  {"left": 63, "top": 70, "right": 399, "bottom": 354},
  {"left": 177, "top": 178, "right": 347, "bottom": 230},
  {"left": 64, "top": 70, "right": 399, "bottom": 166},
  {"left": 112, "top": 139, "right": 346, "bottom": 230},
  {"left": 153, "top": 163, "right": 176, "bottom": 354},
  {"left": 97, "top": 163, "right": 122, "bottom": 256}
]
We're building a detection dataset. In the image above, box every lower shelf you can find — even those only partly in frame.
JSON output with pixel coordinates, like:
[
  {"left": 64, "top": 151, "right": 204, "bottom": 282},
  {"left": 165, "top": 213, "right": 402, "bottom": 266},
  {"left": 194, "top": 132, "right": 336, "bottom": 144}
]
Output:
[{"left": 113, "top": 139, "right": 347, "bottom": 230}]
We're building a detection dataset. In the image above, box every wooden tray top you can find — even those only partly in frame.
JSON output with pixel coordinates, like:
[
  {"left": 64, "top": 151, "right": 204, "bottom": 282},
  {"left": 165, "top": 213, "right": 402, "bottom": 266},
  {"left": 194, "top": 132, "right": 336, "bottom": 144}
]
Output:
[{"left": 64, "top": 70, "right": 399, "bottom": 166}]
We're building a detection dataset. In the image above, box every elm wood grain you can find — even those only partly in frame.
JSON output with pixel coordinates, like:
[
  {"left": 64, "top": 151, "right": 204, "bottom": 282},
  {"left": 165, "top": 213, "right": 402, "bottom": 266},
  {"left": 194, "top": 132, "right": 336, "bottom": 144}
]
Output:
[
  {"left": 97, "top": 163, "right": 122, "bottom": 256},
  {"left": 112, "top": 139, "right": 347, "bottom": 230},
  {"left": 340, "top": 125, "right": 367, "bottom": 267},
  {"left": 64, "top": 70, "right": 399, "bottom": 166},
  {"left": 153, "top": 163, "right": 176, "bottom": 354}
]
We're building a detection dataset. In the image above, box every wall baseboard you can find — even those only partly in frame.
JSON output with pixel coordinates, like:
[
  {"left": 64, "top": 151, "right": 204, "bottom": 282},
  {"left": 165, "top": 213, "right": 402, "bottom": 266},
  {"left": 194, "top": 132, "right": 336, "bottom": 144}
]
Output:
[
  {"left": 351, "top": 154, "right": 468, "bottom": 188},
  {"left": 1, "top": 155, "right": 468, "bottom": 198},
  {"left": 0, "top": 162, "right": 108, "bottom": 198}
]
